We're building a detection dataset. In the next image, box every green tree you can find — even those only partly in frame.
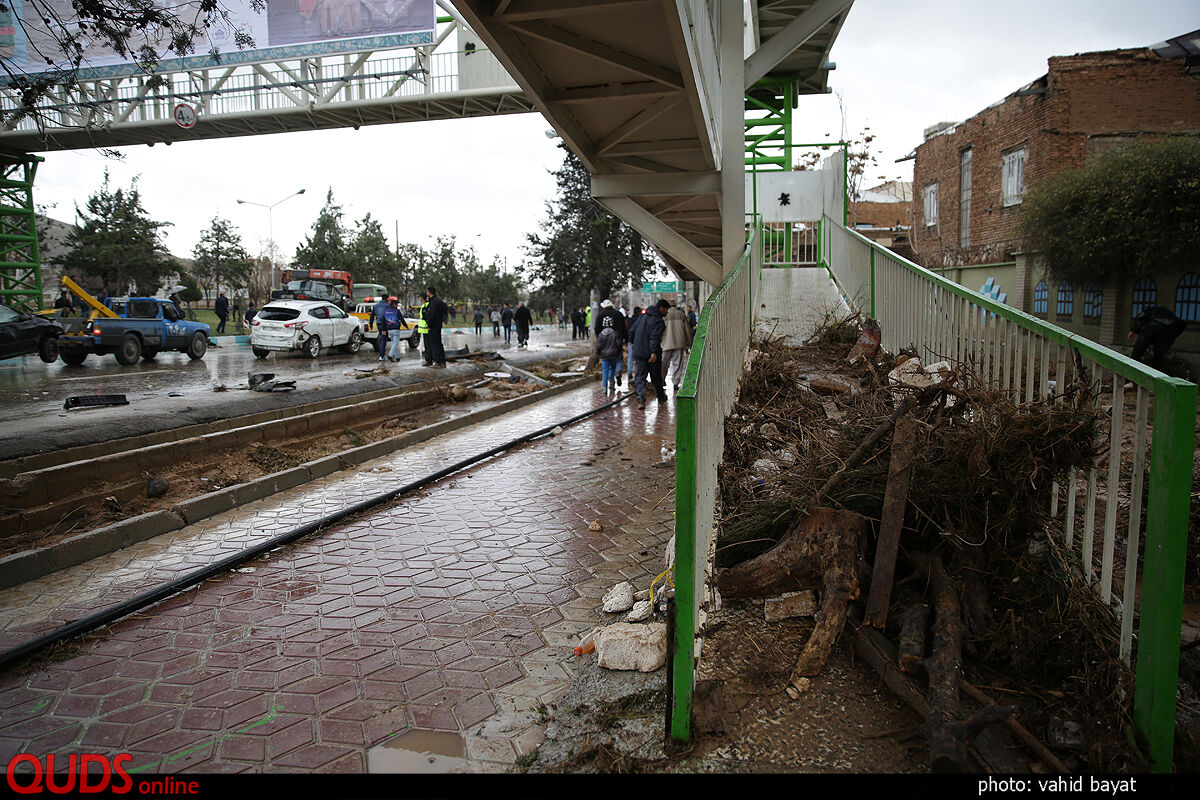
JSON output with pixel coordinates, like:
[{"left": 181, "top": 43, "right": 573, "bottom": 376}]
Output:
[
  {"left": 293, "top": 189, "right": 352, "bottom": 272},
  {"left": 1019, "top": 137, "right": 1200, "bottom": 285},
  {"left": 58, "top": 171, "right": 173, "bottom": 295},
  {"left": 350, "top": 213, "right": 396, "bottom": 287},
  {"left": 524, "top": 146, "right": 655, "bottom": 307},
  {"left": 193, "top": 216, "right": 254, "bottom": 301},
  {"left": 177, "top": 269, "right": 202, "bottom": 314}
]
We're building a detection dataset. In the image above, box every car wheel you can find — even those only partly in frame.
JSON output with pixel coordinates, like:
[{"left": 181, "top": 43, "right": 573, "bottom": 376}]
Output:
[
  {"left": 141, "top": 349, "right": 159, "bottom": 361},
  {"left": 343, "top": 330, "right": 363, "bottom": 354},
  {"left": 60, "top": 351, "right": 87, "bottom": 366},
  {"left": 187, "top": 332, "right": 208, "bottom": 360},
  {"left": 115, "top": 333, "right": 142, "bottom": 366},
  {"left": 305, "top": 334, "right": 321, "bottom": 358},
  {"left": 38, "top": 335, "right": 59, "bottom": 364},
  {"left": 252, "top": 346, "right": 270, "bottom": 359}
]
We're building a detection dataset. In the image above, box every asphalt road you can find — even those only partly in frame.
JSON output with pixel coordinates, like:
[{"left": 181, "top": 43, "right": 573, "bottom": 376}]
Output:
[{"left": 0, "top": 324, "right": 592, "bottom": 460}]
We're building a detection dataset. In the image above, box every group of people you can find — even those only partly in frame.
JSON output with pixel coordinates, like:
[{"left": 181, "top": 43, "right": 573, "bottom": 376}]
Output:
[
  {"left": 368, "top": 287, "right": 450, "bottom": 368},
  {"left": 475, "top": 303, "right": 534, "bottom": 348},
  {"left": 594, "top": 298, "right": 697, "bottom": 409}
]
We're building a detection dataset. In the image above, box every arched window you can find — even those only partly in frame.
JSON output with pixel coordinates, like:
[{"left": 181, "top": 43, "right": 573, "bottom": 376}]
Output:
[
  {"left": 1131, "top": 278, "right": 1157, "bottom": 320},
  {"left": 1083, "top": 284, "right": 1103, "bottom": 321},
  {"left": 1056, "top": 282, "right": 1074, "bottom": 318},
  {"left": 1176, "top": 273, "right": 1200, "bottom": 322},
  {"left": 1033, "top": 281, "right": 1048, "bottom": 316}
]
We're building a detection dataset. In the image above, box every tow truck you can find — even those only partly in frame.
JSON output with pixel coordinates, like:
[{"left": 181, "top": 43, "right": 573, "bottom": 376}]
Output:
[
  {"left": 271, "top": 269, "right": 354, "bottom": 311},
  {"left": 54, "top": 277, "right": 211, "bottom": 366}
]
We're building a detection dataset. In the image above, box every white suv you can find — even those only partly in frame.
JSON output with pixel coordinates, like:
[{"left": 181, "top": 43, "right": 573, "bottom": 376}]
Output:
[{"left": 250, "top": 300, "right": 364, "bottom": 359}]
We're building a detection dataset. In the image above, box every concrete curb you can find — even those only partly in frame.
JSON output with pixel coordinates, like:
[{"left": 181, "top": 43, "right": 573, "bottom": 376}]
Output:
[{"left": 1, "top": 375, "right": 595, "bottom": 590}]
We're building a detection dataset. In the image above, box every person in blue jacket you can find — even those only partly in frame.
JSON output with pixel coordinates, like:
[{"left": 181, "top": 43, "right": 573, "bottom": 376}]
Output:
[{"left": 627, "top": 299, "right": 667, "bottom": 408}]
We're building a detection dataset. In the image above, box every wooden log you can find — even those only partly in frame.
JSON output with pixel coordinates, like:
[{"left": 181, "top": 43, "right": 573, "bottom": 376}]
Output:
[
  {"left": 864, "top": 414, "right": 919, "bottom": 628},
  {"left": 955, "top": 547, "right": 993, "bottom": 647},
  {"left": 898, "top": 604, "right": 930, "bottom": 674},
  {"left": 815, "top": 395, "right": 918, "bottom": 503},
  {"left": 926, "top": 554, "right": 967, "bottom": 772}
]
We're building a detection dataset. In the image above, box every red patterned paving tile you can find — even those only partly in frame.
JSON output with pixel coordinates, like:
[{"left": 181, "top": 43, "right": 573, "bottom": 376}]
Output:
[
  {"left": 319, "top": 719, "right": 366, "bottom": 746},
  {"left": 130, "top": 728, "right": 209, "bottom": 756},
  {"left": 483, "top": 663, "right": 523, "bottom": 689},
  {"left": 29, "top": 724, "right": 81, "bottom": 751},
  {"left": 316, "top": 683, "right": 359, "bottom": 714},
  {"left": 180, "top": 708, "right": 223, "bottom": 732},
  {"left": 453, "top": 693, "right": 497, "bottom": 729},
  {"left": 219, "top": 734, "right": 267, "bottom": 763},
  {"left": 401, "top": 671, "right": 444, "bottom": 702},
  {"left": 193, "top": 689, "right": 260, "bottom": 710},
  {"left": 51, "top": 694, "right": 99, "bottom": 718},
  {"left": 78, "top": 722, "right": 125, "bottom": 749},
  {"left": 273, "top": 742, "right": 357, "bottom": 770},
  {"left": 124, "top": 711, "right": 178, "bottom": 746},
  {"left": 265, "top": 719, "right": 316, "bottom": 760},
  {"left": 223, "top": 695, "right": 273, "bottom": 729},
  {"left": 408, "top": 705, "right": 458, "bottom": 732}
]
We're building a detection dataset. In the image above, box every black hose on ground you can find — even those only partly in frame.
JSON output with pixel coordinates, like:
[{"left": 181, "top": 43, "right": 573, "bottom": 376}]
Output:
[{"left": 0, "top": 390, "right": 633, "bottom": 671}]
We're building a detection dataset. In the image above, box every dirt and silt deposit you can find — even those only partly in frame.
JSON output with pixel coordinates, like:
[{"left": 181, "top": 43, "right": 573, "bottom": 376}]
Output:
[{"left": 530, "top": 315, "right": 1198, "bottom": 774}]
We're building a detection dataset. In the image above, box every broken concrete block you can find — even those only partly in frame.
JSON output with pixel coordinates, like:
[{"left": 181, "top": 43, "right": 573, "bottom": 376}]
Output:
[
  {"left": 602, "top": 582, "right": 635, "bottom": 613},
  {"left": 626, "top": 600, "right": 652, "bottom": 622},
  {"left": 588, "top": 520, "right": 603, "bottom": 532},
  {"left": 759, "top": 422, "right": 781, "bottom": 438},
  {"left": 595, "top": 622, "right": 667, "bottom": 672},
  {"left": 764, "top": 590, "right": 818, "bottom": 622}
]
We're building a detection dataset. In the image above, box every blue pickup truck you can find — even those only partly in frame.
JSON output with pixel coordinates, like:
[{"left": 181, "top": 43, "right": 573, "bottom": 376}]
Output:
[{"left": 57, "top": 297, "right": 211, "bottom": 366}]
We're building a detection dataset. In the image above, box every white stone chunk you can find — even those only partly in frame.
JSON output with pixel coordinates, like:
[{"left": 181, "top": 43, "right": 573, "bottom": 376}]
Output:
[
  {"left": 626, "top": 600, "right": 652, "bottom": 622},
  {"left": 602, "top": 581, "right": 635, "bottom": 613},
  {"left": 595, "top": 622, "right": 668, "bottom": 672}
]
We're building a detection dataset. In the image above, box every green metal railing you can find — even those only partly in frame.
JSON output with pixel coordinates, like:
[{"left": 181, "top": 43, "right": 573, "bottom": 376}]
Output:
[
  {"left": 671, "top": 226, "right": 762, "bottom": 743},
  {"left": 0, "top": 154, "right": 44, "bottom": 312}
]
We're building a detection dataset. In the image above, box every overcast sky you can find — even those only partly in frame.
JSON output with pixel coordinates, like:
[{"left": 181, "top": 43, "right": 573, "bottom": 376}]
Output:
[{"left": 28, "top": 0, "right": 1198, "bottom": 275}]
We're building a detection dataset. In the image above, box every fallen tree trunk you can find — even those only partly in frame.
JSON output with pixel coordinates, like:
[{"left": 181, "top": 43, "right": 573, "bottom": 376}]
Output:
[
  {"left": 717, "top": 508, "right": 870, "bottom": 683},
  {"left": 926, "top": 554, "right": 967, "bottom": 772}
]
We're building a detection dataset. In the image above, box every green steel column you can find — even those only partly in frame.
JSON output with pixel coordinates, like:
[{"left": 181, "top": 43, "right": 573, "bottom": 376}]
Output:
[
  {"left": 0, "top": 154, "right": 45, "bottom": 311},
  {"left": 870, "top": 249, "right": 876, "bottom": 319},
  {"left": 1135, "top": 375, "right": 1197, "bottom": 771}
]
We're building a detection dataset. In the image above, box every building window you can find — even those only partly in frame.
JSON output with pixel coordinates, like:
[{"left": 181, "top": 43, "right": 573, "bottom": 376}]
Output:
[
  {"left": 1176, "top": 273, "right": 1200, "bottom": 322},
  {"left": 923, "top": 183, "right": 938, "bottom": 227},
  {"left": 959, "top": 149, "right": 972, "bottom": 248},
  {"left": 1083, "top": 284, "right": 1102, "bottom": 322},
  {"left": 1056, "top": 281, "right": 1074, "bottom": 319},
  {"left": 1002, "top": 147, "right": 1026, "bottom": 206},
  {"left": 1033, "top": 280, "right": 1048, "bottom": 316},
  {"left": 1131, "top": 277, "right": 1157, "bottom": 319}
]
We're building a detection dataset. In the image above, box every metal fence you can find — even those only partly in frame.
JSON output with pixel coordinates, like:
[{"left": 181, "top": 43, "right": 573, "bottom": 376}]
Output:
[
  {"left": 759, "top": 221, "right": 820, "bottom": 266},
  {"left": 822, "top": 214, "right": 1195, "bottom": 771},
  {"left": 671, "top": 228, "right": 762, "bottom": 743}
]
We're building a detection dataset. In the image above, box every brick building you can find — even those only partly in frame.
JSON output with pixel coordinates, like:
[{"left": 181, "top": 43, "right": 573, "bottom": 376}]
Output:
[{"left": 908, "top": 31, "right": 1200, "bottom": 366}]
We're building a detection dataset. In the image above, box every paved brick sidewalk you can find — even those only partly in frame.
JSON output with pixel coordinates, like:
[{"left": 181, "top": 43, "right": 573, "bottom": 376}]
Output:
[
  {"left": 755, "top": 267, "right": 843, "bottom": 344},
  {"left": 0, "top": 384, "right": 677, "bottom": 773}
]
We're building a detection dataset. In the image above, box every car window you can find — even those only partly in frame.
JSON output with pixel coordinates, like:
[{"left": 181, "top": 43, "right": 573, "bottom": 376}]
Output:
[
  {"left": 0, "top": 304, "right": 19, "bottom": 323},
  {"left": 257, "top": 307, "right": 301, "bottom": 321},
  {"left": 309, "top": 307, "right": 330, "bottom": 319},
  {"left": 129, "top": 300, "right": 159, "bottom": 318},
  {"left": 328, "top": 306, "right": 347, "bottom": 319},
  {"left": 162, "top": 303, "right": 181, "bottom": 322}
]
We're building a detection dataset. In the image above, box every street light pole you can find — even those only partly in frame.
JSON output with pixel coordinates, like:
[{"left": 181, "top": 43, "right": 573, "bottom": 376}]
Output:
[{"left": 236, "top": 189, "right": 306, "bottom": 292}]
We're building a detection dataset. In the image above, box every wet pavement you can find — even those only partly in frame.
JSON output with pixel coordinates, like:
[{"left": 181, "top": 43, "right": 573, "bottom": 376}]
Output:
[
  {"left": 0, "top": 382, "right": 678, "bottom": 772},
  {"left": 0, "top": 324, "right": 589, "bottom": 461}
]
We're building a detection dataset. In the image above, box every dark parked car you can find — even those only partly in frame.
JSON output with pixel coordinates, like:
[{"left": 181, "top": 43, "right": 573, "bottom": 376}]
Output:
[{"left": 0, "top": 302, "right": 62, "bottom": 363}]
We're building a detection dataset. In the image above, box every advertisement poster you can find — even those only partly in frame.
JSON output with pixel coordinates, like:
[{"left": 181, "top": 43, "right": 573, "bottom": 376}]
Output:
[{"left": 1, "top": 1, "right": 435, "bottom": 81}]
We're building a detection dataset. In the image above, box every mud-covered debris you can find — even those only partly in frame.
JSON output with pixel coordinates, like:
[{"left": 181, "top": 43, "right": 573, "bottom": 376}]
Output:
[
  {"left": 588, "top": 520, "right": 603, "bottom": 532},
  {"left": 146, "top": 477, "right": 169, "bottom": 499},
  {"left": 602, "top": 582, "right": 635, "bottom": 613}
]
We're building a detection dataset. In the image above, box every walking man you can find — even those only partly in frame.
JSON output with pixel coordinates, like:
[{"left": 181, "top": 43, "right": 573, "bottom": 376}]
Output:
[
  {"left": 594, "top": 299, "right": 628, "bottom": 388},
  {"left": 214, "top": 292, "right": 229, "bottom": 334},
  {"left": 382, "top": 297, "right": 408, "bottom": 361},
  {"left": 473, "top": 308, "right": 484, "bottom": 335},
  {"left": 514, "top": 301, "right": 532, "bottom": 349},
  {"left": 501, "top": 302, "right": 515, "bottom": 344},
  {"left": 421, "top": 286, "right": 448, "bottom": 368},
  {"left": 628, "top": 300, "right": 665, "bottom": 409},
  {"left": 370, "top": 295, "right": 391, "bottom": 360}
]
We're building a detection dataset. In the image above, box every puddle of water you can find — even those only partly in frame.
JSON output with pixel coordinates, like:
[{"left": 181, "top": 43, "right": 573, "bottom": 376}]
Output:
[{"left": 367, "top": 729, "right": 468, "bottom": 774}]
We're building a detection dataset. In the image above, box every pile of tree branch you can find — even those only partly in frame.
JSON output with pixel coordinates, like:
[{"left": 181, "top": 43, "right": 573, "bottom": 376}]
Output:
[{"left": 713, "top": 332, "right": 1147, "bottom": 772}]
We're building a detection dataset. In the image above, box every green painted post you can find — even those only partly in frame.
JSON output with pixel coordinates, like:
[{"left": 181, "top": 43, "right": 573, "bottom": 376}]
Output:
[
  {"left": 670, "top": 392, "right": 697, "bottom": 743},
  {"left": 1134, "top": 375, "right": 1197, "bottom": 771}
]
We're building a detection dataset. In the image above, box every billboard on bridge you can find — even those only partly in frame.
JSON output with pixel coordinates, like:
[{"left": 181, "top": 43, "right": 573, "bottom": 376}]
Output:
[{"left": 2, "top": 0, "right": 435, "bottom": 81}]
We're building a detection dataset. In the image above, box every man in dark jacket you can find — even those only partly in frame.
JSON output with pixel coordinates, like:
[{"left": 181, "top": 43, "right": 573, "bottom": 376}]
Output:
[
  {"left": 422, "top": 286, "right": 448, "bottom": 368},
  {"left": 628, "top": 300, "right": 666, "bottom": 408},
  {"left": 1129, "top": 305, "right": 1187, "bottom": 370},
  {"left": 214, "top": 292, "right": 229, "bottom": 334},
  {"left": 369, "top": 295, "right": 391, "bottom": 359},
  {"left": 514, "top": 302, "right": 533, "bottom": 349},
  {"left": 500, "top": 302, "right": 515, "bottom": 344}
]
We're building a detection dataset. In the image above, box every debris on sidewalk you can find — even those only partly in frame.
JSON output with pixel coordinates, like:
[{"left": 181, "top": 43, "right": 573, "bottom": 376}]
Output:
[
  {"left": 146, "top": 477, "right": 169, "bottom": 499},
  {"left": 602, "top": 582, "right": 635, "bottom": 613},
  {"left": 588, "top": 519, "right": 603, "bottom": 531},
  {"left": 595, "top": 622, "right": 667, "bottom": 672},
  {"left": 763, "top": 590, "right": 817, "bottom": 622},
  {"left": 64, "top": 394, "right": 129, "bottom": 411},
  {"left": 626, "top": 600, "right": 653, "bottom": 623}
]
